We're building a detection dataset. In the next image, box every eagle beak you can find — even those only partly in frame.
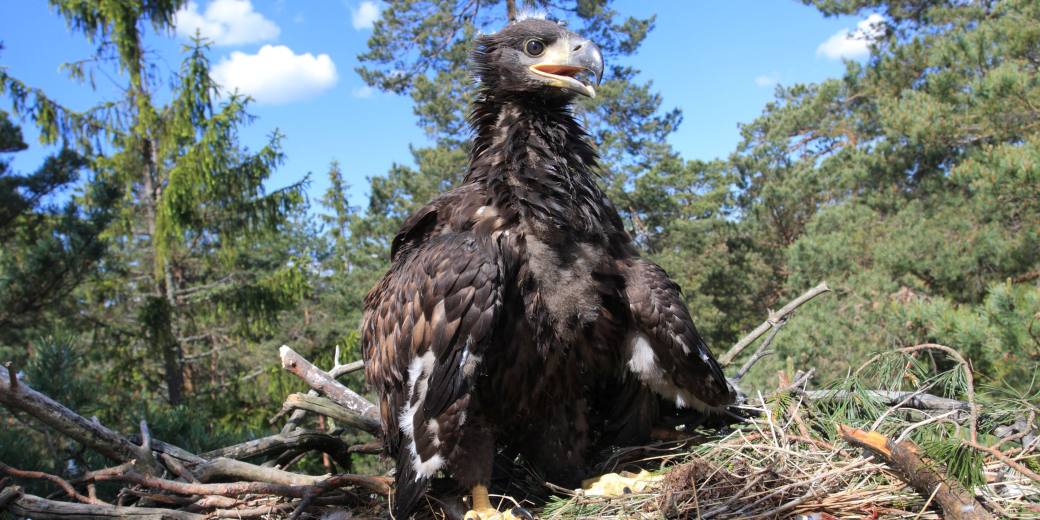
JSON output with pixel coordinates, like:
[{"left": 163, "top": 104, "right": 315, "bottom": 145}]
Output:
[{"left": 529, "top": 37, "right": 603, "bottom": 98}]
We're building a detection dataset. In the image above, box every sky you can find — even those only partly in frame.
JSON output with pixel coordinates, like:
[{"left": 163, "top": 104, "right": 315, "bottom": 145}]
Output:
[{"left": 0, "top": 0, "right": 879, "bottom": 210}]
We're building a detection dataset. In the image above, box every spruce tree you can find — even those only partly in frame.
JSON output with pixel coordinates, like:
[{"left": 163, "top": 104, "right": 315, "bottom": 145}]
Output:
[{"left": 41, "top": 1, "right": 308, "bottom": 407}]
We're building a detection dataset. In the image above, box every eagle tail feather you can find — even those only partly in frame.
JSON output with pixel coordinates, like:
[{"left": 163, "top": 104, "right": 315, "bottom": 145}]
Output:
[{"left": 391, "top": 449, "right": 429, "bottom": 519}]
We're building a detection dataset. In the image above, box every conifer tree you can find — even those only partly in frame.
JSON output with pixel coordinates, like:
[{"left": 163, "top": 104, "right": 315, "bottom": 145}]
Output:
[
  {"left": 726, "top": 0, "right": 1040, "bottom": 386},
  {"left": 0, "top": 110, "right": 117, "bottom": 352},
  {"left": 43, "top": 1, "right": 308, "bottom": 406}
]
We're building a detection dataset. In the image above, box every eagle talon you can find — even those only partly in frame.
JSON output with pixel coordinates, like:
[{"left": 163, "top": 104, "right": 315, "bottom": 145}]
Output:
[
  {"left": 581, "top": 470, "right": 662, "bottom": 497},
  {"left": 463, "top": 485, "right": 531, "bottom": 519}
]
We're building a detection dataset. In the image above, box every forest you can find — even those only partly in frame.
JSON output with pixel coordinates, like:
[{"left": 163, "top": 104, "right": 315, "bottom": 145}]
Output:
[{"left": 0, "top": 0, "right": 1038, "bottom": 518}]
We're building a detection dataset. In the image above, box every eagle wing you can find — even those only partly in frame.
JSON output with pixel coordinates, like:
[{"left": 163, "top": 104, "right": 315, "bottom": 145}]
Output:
[
  {"left": 623, "top": 259, "right": 735, "bottom": 410},
  {"left": 362, "top": 229, "right": 503, "bottom": 509}
]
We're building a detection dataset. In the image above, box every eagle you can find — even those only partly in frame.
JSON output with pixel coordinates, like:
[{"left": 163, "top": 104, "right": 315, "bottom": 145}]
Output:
[{"left": 362, "top": 17, "right": 736, "bottom": 520}]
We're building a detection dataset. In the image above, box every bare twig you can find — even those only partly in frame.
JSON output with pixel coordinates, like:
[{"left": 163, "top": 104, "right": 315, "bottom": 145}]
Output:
[
  {"left": 720, "top": 282, "right": 831, "bottom": 366},
  {"left": 92, "top": 469, "right": 391, "bottom": 498},
  {"left": 734, "top": 316, "right": 788, "bottom": 381},
  {"left": 798, "top": 389, "right": 970, "bottom": 412},
  {"left": 329, "top": 344, "right": 366, "bottom": 379},
  {"left": 965, "top": 439, "right": 1040, "bottom": 484},
  {"left": 201, "top": 429, "right": 353, "bottom": 466},
  {"left": 194, "top": 457, "right": 326, "bottom": 486},
  {"left": 0, "top": 462, "right": 107, "bottom": 505}
]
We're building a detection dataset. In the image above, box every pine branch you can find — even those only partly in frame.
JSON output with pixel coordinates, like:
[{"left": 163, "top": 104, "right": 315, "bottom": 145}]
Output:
[{"left": 839, "top": 425, "right": 994, "bottom": 520}]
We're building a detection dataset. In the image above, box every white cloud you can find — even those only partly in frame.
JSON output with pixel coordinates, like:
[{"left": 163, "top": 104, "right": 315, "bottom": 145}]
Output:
[
  {"left": 351, "top": 1, "right": 381, "bottom": 30},
  {"left": 352, "top": 85, "right": 374, "bottom": 98},
  {"left": 211, "top": 45, "right": 338, "bottom": 104},
  {"left": 816, "top": 13, "right": 885, "bottom": 60},
  {"left": 174, "top": 0, "right": 280, "bottom": 46},
  {"left": 754, "top": 75, "right": 778, "bottom": 87}
]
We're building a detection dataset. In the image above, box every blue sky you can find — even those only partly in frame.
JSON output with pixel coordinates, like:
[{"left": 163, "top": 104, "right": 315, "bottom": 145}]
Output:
[{"left": 0, "top": 1, "right": 876, "bottom": 210}]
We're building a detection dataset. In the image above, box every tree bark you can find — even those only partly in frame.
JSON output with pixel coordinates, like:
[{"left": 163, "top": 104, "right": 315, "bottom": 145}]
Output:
[
  {"left": 839, "top": 425, "right": 994, "bottom": 520},
  {"left": 0, "top": 369, "right": 149, "bottom": 466},
  {"left": 1, "top": 485, "right": 203, "bottom": 520},
  {"left": 282, "top": 393, "right": 381, "bottom": 436},
  {"left": 278, "top": 346, "right": 379, "bottom": 427}
]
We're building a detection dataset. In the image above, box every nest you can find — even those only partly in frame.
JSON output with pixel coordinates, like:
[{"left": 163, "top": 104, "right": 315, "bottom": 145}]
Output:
[{"left": 536, "top": 403, "right": 1040, "bottom": 519}]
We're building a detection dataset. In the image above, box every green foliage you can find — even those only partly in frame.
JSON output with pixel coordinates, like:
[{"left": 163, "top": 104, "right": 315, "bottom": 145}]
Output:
[
  {"left": 2, "top": 0, "right": 1038, "bottom": 497},
  {"left": 0, "top": 110, "right": 118, "bottom": 356},
  {"left": 728, "top": 0, "right": 1040, "bottom": 391}
]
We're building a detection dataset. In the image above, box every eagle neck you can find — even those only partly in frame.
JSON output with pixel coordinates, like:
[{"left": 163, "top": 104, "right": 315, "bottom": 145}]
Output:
[{"left": 467, "top": 94, "right": 607, "bottom": 238}]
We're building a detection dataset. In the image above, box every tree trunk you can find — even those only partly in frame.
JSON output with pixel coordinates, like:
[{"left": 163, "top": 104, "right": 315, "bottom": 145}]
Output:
[
  {"left": 141, "top": 134, "right": 184, "bottom": 406},
  {"left": 142, "top": 295, "right": 183, "bottom": 406}
]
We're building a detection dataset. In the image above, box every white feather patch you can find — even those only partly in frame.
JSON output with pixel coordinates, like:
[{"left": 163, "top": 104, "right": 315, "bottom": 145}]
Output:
[
  {"left": 398, "top": 351, "right": 445, "bottom": 479},
  {"left": 626, "top": 332, "right": 711, "bottom": 412}
]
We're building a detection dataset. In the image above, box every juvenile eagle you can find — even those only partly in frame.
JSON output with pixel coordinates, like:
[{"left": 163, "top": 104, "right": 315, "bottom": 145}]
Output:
[{"left": 363, "top": 18, "right": 736, "bottom": 519}]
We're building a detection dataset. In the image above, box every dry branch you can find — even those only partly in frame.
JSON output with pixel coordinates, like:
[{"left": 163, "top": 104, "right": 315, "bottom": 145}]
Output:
[
  {"left": 0, "top": 367, "right": 162, "bottom": 473},
  {"left": 734, "top": 315, "right": 787, "bottom": 381},
  {"left": 194, "top": 457, "right": 326, "bottom": 486},
  {"left": 283, "top": 393, "right": 381, "bottom": 436},
  {"left": 0, "top": 461, "right": 105, "bottom": 505},
  {"left": 92, "top": 469, "right": 390, "bottom": 499},
  {"left": 839, "top": 425, "right": 994, "bottom": 520},
  {"left": 278, "top": 345, "right": 380, "bottom": 430},
  {"left": 0, "top": 485, "right": 203, "bottom": 520},
  {"left": 799, "top": 389, "right": 971, "bottom": 412},
  {"left": 719, "top": 281, "right": 831, "bottom": 366},
  {"left": 201, "top": 429, "right": 353, "bottom": 465}
]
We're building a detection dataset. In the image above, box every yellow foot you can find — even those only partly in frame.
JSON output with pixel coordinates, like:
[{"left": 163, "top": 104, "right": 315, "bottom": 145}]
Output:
[
  {"left": 580, "top": 469, "right": 662, "bottom": 497},
  {"left": 464, "top": 484, "right": 534, "bottom": 520}
]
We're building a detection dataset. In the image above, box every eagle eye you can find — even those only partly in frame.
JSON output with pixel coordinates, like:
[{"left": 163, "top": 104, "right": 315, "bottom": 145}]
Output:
[{"left": 524, "top": 39, "right": 545, "bottom": 57}]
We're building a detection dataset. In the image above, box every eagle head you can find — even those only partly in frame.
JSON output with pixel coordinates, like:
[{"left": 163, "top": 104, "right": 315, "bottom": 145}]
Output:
[{"left": 474, "top": 18, "right": 604, "bottom": 99}]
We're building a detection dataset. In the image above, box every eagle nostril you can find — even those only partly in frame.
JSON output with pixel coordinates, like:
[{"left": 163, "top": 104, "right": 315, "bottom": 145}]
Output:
[{"left": 573, "top": 43, "right": 583, "bottom": 51}]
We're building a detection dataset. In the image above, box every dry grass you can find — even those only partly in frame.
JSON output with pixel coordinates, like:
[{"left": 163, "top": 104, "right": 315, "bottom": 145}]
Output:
[{"left": 536, "top": 398, "right": 1040, "bottom": 520}]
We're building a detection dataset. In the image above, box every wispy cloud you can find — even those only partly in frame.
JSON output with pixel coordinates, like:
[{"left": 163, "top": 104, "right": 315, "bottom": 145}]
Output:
[
  {"left": 754, "top": 75, "right": 778, "bottom": 88},
  {"left": 351, "top": 1, "right": 382, "bottom": 30},
  {"left": 174, "top": 0, "right": 280, "bottom": 46},
  {"left": 352, "top": 85, "right": 375, "bottom": 98},
  {"left": 816, "top": 13, "right": 885, "bottom": 60},
  {"left": 211, "top": 45, "right": 338, "bottom": 104}
]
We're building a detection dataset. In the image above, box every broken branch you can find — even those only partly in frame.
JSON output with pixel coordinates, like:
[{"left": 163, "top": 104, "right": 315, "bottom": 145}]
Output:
[
  {"left": 839, "top": 425, "right": 993, "bottom": 520},
  {"left": 282, "top": 393, "right": 381, "bottom": 436},
  {"left": 278, "top": 345, "right": 379, "bottom": 426}
]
